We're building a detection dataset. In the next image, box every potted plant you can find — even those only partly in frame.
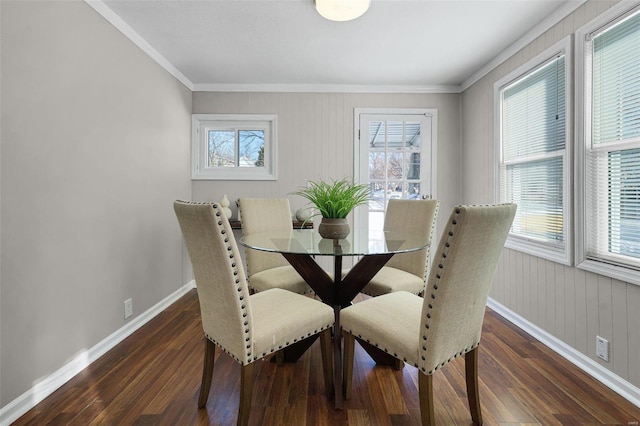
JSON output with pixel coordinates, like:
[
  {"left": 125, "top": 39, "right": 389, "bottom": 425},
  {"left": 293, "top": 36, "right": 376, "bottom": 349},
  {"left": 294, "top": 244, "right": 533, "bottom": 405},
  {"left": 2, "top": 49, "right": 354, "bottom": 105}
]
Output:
[{"left": 292, "top": 178, "right": 371, "bottom": 239}]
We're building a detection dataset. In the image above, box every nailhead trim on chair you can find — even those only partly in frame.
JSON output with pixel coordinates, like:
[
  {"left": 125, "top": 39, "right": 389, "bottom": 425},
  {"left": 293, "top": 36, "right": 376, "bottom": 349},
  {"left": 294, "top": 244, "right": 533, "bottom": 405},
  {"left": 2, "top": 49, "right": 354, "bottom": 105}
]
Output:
[
  {"left": 339, "top": 330, "right": 423, "bottom": 369},
  {"left": 419, "top": 205, "right": 497, "bottom": 374},
  {"left": 420, "top": 206, "right": 477, "bottom": 374},
  {"left": 181, "top": 200, "right": 337, "bottom": 366},
  {"left": 205, "top": 325, "right": 333, "bottom": 366},
  {"left": 328, "top": 336, "right": 465, "bottom": 372},
  {"left": 213, "top": 203, "right": 255, "bottom": 363},
  {"left": 419, "top": 208, "right": 458, "bottom": 372}
]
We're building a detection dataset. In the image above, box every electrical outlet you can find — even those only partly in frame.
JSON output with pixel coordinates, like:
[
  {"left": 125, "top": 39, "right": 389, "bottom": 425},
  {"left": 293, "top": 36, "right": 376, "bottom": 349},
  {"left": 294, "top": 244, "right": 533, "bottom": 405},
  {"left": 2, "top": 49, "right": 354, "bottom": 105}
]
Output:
[
  {"left": 596, "top": 336, "right": 609, "bottom": 361},
  {"left": 124, "top": 298, "right": 133, "bottom": 319}
]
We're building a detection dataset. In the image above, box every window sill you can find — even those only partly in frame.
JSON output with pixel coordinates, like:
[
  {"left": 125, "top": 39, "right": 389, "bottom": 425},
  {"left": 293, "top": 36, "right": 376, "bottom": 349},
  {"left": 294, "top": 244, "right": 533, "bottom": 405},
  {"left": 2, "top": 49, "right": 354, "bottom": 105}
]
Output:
[
  {"left": 505, "top": 235, "right": 571, "bottom": 266},
  {"left": 576, "top": 258, "right": 640, "bottom": 286},
  {"left": 191, "top": 172, "right": 278, "bottom": 181}
]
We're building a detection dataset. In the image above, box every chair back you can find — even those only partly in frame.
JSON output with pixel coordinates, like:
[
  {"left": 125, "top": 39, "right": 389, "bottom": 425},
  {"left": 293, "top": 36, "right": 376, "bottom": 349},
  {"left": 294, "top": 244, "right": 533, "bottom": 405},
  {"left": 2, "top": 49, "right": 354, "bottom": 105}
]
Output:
[
  {"left": 384, "top": 199, "right": 439, "bottom": 280},
  {"left": 174, "top": 201, "right": 254, "bottom": 364},
  {"left": 238, "top": 198, "right": 292, "bottom": 275},
  {"left": 419, "top": 204, "right": 516, "bottom": 374}
]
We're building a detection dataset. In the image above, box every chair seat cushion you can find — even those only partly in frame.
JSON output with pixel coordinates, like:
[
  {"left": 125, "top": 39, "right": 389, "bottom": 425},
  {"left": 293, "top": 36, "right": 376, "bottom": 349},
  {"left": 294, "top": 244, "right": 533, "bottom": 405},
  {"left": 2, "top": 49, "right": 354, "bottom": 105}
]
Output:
[
  {"left": 249, "top": 265, "right": 312, "bottom": 294},
  {"left": 360, "top": 267, "right": 425, "bottom": 296},
  {"left": 250, "top": 289, "right": 334, "bottom": 359},
  {"left": 341, "top": 291, "right": 422, "bottom": 366}
]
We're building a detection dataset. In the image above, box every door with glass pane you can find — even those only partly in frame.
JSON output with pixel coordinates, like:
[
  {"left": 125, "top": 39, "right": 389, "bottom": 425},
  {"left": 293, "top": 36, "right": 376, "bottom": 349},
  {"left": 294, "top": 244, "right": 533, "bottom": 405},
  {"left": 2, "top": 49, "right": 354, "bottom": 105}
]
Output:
[{"left": 355, "top": 111, "right": 436, "bottom": 231}]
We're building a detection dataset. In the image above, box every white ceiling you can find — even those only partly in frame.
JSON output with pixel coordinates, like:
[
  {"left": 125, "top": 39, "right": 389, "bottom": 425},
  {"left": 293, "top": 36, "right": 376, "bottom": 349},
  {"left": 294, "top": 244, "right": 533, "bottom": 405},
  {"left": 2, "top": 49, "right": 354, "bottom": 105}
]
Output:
[{"left": 91, "top": 0, "right": 585, "bottom": 92}]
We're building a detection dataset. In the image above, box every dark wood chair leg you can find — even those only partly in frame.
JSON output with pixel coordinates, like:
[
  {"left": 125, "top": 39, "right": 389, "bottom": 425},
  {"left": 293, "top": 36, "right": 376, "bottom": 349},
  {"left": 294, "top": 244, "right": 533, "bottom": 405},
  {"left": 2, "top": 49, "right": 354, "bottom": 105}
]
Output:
[
  {"left": 238, "top": 363, "right": 255, "bottom": 426},
  {"left": 465, "top": 347, "right": 483, "bottom": 424},
  {"left": 342, "top": 332, "right": 355, "bottom": 400},
  {"left": 198, "top": 338, "right": 216, "bottom": 408},
  {"left": 319, "top": 328, "right": 334, "bottom": 400},
  {"left": 275, "top": 350, "right": 284, "bottom": 366},
  {"left": 419, "top": 372, "right": 435, "bottom": 426},
  {"left": 394, "top": 358, "right": 405, "bottom": 370}
]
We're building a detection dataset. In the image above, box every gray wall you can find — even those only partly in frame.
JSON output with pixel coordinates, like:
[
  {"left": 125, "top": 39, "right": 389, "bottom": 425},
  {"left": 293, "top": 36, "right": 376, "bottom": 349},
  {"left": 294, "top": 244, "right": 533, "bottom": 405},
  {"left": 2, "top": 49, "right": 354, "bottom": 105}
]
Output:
[
  {"left": 192, "top": 92, "right": 462, "bottom": 239},
  {"left": 461, "top": 0, "right": 640, "bottom": 388},
  {"left": 3, "top": 0, "right": 636, "bottom": 414},
  {"left": 0, "top": 0, "right": 192, "bottom": 405}
]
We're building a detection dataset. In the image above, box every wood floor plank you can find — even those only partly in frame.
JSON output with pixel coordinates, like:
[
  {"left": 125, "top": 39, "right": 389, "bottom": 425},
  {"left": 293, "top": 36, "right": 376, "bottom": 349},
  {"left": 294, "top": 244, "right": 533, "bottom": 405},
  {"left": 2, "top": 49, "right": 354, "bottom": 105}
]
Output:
[
  {"left": 510, "top": 385, "right": 573, "bottom": 425},
  {"left": 347, "top": 408, "right": 372, "bottom": 426},
  {"left": 433, "top": 361, "right": 480, "bottom": 425},
  {"left": 481, "top": 325, "right": 603, "bottom": 423},
  {"left": 12, "top": 290, "right": 640, "bottom": 425},
  {"left": 374, "top": 367, "right": 408, "bottom": 415},
  {"left": 359, "top": 364, "right": 394, "bottom": 426},
  {"left": 250, "top": 358, "right": 277, "bottom": 407},
  {"left": 530, "top": 357, "right": 639, "bottom": 424}
]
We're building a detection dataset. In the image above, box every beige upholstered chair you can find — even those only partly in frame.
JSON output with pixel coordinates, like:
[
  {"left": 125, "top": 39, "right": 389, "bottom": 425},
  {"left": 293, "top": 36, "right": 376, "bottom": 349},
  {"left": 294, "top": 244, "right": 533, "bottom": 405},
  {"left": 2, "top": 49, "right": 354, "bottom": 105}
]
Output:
[
  {"left": 342, "top": 204, "right": 517, "bottom": 425},
  {"left": 238, "top": 198, "right": 312, "bottom": 294},
  {"left": 173, "top": 201, "right": 334, "bottom": 426},
  {"left": 361, "top": 199, "right": 439, "bottom": 296}
]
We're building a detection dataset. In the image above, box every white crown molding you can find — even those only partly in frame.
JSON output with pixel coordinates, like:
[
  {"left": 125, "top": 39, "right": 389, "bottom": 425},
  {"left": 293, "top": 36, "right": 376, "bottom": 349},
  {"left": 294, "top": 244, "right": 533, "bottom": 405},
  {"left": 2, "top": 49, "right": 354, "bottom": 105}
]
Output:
[
  {"left": 86, "top": 0, "right": 585, "bottom": 95},
  {"left": 0, "top": 281, "right": 197, "bottom": 426},
  {"left": 83, "top": 1, "right": 456, "bottom": 95},
  {"left": 192, "top": 83, "right": 462, "bottom": 94},
  {"left": 87, "top": 0, "right": 460, "bottom": 95},
  {"left": 84, "top": 0, "right": 194, "bottom": 91},
  {"left": 487, "top": 297, "right": 640, "bottom": 410},
  {"left": 460, "top": 0, "right": 588, "bottom": 92}
]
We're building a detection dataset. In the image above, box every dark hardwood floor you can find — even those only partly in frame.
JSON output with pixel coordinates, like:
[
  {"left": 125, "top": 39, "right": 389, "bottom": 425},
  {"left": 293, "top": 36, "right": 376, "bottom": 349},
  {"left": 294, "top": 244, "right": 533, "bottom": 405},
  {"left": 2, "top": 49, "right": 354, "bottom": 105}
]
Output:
[{"left": 14, "top": 289, "right": 640, "bottom": 425}]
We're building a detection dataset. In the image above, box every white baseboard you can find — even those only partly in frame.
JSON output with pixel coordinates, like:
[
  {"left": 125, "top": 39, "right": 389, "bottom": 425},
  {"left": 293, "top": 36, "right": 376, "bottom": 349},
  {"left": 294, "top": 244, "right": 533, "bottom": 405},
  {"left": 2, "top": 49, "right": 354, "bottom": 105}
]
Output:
[
  {"left": 3, "top": 287, "right": 636, "bottom": 425},
  {"left": 0, "top": 281, "right": 196, "bottom": 426},
  {"left": 487, "top": 297, "right": 640, "bottom": 409}
]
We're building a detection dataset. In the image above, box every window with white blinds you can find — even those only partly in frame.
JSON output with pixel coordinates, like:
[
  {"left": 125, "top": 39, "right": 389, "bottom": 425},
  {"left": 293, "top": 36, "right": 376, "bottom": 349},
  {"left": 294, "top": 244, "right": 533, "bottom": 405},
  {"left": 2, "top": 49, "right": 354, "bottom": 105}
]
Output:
[
  {"left": 578, "top": 5, "right": 640, "bottom": 278},
  {"left": 495, "top": 37, "right": 572, "bottom": 264}
]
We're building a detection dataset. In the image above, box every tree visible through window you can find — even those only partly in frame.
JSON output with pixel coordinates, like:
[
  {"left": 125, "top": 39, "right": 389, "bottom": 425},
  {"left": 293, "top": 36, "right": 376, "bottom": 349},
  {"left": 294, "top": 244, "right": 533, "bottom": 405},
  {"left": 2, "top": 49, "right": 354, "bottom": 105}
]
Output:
[
  {"left": 192, "top": 114, "right": 277, "bottom": 180},
  {"left": 207, "top": 129, "right": 265, "bottom": 168}
]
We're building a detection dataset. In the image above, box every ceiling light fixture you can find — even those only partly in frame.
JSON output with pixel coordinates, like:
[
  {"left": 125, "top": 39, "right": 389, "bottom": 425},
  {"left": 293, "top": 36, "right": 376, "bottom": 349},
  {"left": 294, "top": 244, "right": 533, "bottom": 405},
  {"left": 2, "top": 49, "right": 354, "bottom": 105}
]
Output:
[{"left": 315, "top": 0, "right": 370, "bottom": 22}]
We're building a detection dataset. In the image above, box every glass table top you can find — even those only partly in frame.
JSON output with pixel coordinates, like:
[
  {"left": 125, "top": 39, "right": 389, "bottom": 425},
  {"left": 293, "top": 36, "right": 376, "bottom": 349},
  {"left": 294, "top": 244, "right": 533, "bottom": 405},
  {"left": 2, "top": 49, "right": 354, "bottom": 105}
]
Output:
[{"left": 239, "top": 228, "right": 430, "bottom": 257}]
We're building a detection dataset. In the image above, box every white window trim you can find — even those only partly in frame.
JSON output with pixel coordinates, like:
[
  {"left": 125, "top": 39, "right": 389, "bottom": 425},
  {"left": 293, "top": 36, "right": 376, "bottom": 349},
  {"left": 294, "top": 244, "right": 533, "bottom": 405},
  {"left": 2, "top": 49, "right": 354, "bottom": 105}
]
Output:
[
  {"left": 191, "top": 114, "right": 277, "bottom": 180},
  {"left": 353, "top": 108, "right": 438, "bottom": 200},
  {"left": 493, "top": 36, "right": 573, "bottom": 265},
  {"left": 574, "top": 2, "right": 640, "bottom": 286}
]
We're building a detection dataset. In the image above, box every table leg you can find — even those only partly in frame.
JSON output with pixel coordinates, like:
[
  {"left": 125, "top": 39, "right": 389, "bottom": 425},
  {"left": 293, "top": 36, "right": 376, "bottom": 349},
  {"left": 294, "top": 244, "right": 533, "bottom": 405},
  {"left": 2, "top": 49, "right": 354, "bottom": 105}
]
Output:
[
  {"left": 270, "top": 334, "right": 319, "bottom": 363},
  {"left": 332, "top": 252, "right": 343, "bottom": 409},
  {"left": 280, "top": 251, "right": 396, "bottom": 409},
  {"left": 338, "top": 254, "right": 393, "bottom": 305},
  {"left": 356, "top": 338, "right": 404, "bottom": 368},
  {"left": 282, "top": 252, "right": 334, "bottom": 305},
  {"left": 333, "top": 305, "right": 343, "bottom": 409},
  {"left": 281, "top": 251, "right": 343, "bottom": 408}
]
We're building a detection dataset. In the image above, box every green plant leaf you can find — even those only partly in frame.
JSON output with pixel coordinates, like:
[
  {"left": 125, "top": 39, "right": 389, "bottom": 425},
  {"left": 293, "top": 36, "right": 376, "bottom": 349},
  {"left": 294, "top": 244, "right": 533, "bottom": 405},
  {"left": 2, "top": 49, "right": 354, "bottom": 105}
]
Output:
[{"left": 291, "top": 178, "right": 371, "bottom": 219}]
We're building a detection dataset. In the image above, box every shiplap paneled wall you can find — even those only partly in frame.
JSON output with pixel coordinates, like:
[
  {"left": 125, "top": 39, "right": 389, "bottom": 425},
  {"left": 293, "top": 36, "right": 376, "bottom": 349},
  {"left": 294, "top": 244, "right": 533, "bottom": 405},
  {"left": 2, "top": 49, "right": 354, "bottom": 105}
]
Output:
[
  {"left": 462, "top": 0, "right": 640, "bottom": 390},
  {"left": 191, "top": 91, "right": 461, "bottom": 275},
  {"left": 192, "top": 92, "right": 461, "bottom": 229},
  {"left": 493, "top": 249, "right": 640, "bottom": 387}
]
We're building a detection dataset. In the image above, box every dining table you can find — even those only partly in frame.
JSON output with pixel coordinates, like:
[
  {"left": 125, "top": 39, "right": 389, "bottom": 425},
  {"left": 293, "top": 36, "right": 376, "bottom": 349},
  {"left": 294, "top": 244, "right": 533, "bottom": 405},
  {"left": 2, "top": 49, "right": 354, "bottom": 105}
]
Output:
[{"left": 239, "top": 226, "right": 430, "bottom": 409}]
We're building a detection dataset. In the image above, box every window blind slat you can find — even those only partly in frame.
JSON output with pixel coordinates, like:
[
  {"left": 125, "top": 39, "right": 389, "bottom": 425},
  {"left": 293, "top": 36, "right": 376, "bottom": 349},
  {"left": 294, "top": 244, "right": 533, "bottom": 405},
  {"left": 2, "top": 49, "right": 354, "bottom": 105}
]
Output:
[
  {"left": 501, "top": 54, "right": 566, "bottom": 245},
  {"left": 586, "top": 9, "right": 640, "bottom": 267},
  {"left": 592, "top": 10, "right": 640, "bottom": 148},
  {"left": 503, "top": 57, "right": 565, "bottom": 162}
]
